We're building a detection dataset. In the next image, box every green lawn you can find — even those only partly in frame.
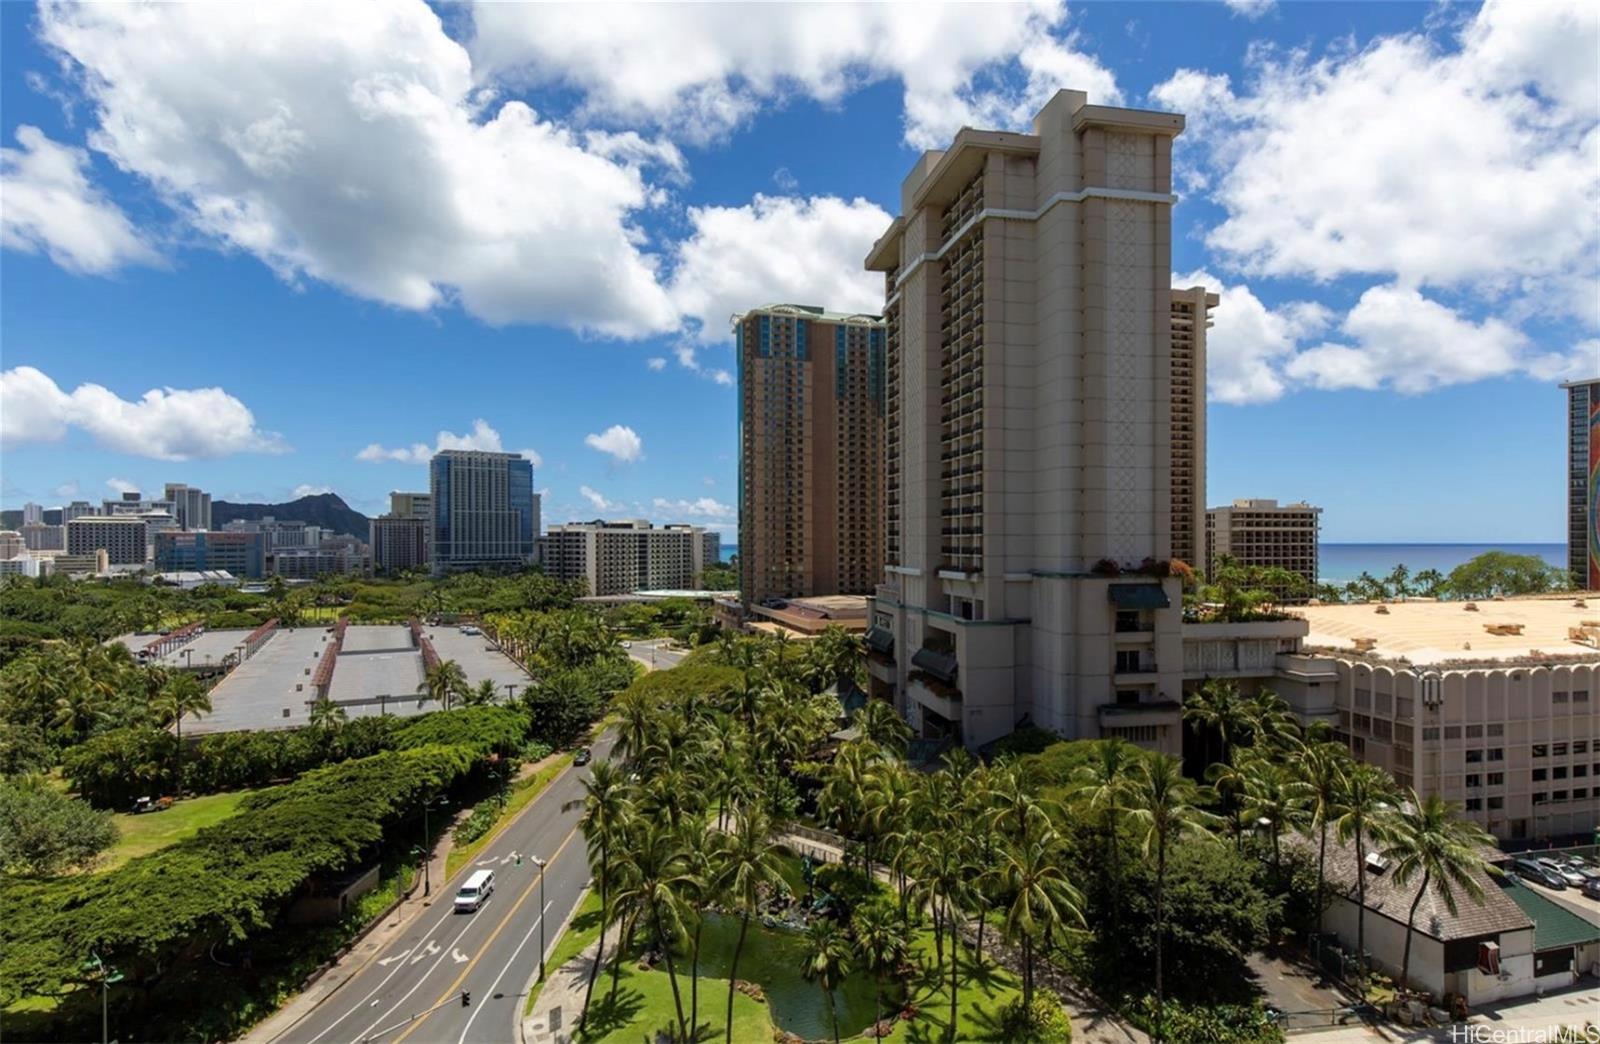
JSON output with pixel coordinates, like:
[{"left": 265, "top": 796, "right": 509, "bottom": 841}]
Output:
[
  {"left": 882, "top": 931, "right": 1027, "bottom": 1043},
  {"left": 444, "top": 754, "right": 572, "bottom": 879},
  {"left": 525, "top": 888, "right": 1029, "bottom": 1043},
  {"left": 98, "top": 788, "right": 262, "bottom": 870}
]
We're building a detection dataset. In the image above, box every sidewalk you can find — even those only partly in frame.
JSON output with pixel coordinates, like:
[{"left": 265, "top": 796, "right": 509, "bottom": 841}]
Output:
[
  {"left": 243, "top": 748, "right": 571, "bottom": 1044},
  {"left": 522, "top": 919, "right": 610, "bottom": 1044},
  {"left": 1297, "top": 982, "right": 1600, "bottom": 1042},
  {"left": 240, "top": 843, "right": 453, "bottom": 1044}
]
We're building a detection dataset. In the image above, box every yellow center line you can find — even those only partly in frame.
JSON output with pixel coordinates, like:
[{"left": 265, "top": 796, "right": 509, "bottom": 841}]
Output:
[{"left": 388, "top": 818, "right": 585, "bottom": 1044}]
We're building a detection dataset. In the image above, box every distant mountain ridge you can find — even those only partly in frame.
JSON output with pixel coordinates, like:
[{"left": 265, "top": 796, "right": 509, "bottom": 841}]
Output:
[{"left": 212, "top": 493, "right": 370, "bottom": 538}]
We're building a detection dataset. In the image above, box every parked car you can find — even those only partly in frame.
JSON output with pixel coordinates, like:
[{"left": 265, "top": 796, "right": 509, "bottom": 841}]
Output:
[
  {"left": 1564, "top": 857, "right": 1600, "bottom": 880},
  {"left": 1583, "top": 877, "right": 1600, "bottom": 901},
  {"left": 573, "top": 747, "right": 592, "bottom": 766},
  {"left": 1538, "top": 858, "right": 1588, "bottom": 887},
  {"left": 1514, "top": 858, "right": 1568, "bottom": 889},
  {"left": 128, "top": 796, "right": 173, "bottom": 815}
]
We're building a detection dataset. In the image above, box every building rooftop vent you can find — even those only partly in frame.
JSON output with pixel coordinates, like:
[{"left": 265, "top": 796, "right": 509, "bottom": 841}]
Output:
[{"left": 1364, "top": 853, "right": 1390, "bottom": 875}]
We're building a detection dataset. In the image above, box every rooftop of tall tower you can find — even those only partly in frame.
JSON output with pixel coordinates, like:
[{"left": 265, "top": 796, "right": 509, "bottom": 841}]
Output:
[{"left": 731, "top": 303, "right": 883, "bottom": 326}]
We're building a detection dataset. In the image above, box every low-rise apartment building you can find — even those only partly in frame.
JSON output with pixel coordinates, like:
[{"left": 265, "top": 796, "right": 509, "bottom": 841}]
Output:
[
  {"left": 0, "top": 530, "right": 22, "bottom": 560},
  {"left": 154, "top": 530, "right": 267, "bottom": 579},
  {"left": 1276, "top": 597, "right": 1600, "bottom": 842},
  {"left": 543, "top": 519, "right": 717, "bottom": 596}
]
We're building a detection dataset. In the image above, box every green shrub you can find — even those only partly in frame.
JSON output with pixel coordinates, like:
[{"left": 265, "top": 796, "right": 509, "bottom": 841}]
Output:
[
  {"left": 1129, "top": 997, "right": 1283, "bottom": 1044},
  {"left": 998, "top": 997, "right": 1073, "bottom": 1043},
  {"left": 453, "top": 801, "right": 499, "bottom": 846}
]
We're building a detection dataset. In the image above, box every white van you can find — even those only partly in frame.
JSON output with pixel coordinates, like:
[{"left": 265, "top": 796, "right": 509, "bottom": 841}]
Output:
[{"left": 454, "top": 870, "right": 495, "bottom": 913}]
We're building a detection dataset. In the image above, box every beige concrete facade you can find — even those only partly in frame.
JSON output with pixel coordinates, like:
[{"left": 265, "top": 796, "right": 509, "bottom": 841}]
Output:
[
  {"left": 865, "top": 89, "right": 1194, "bottom": 751},
  {"left": 736, "top": 304, "right": 885, "bottom": 605},
  {"left": 1279, "top": 597, "right": 1600, "bottom": 841},
  {"left": 1170, "top": 287, "right": 1215, "bottom": 572},
  {"left": 1206, "top": 498, "right": 1321, "bottom": 597},
  {"left": 66, "top": 516, "right": 149, "bottom": 566},
  {"left": 543, "top": 519, "right": 716, "bottom": 597}
]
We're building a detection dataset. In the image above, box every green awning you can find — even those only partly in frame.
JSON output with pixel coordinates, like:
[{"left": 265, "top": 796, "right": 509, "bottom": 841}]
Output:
[{"left": 1108, "top": 583, "right": 1170, "bottom": 609}]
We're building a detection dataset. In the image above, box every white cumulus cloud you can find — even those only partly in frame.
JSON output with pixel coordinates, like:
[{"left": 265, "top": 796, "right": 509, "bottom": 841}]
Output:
[
  {"left": 584, "top": 425, "right": 643, "bottom": 464},
  {"left": 670, "top": 194, "right": 890, "bottom": 344},
  {"left": 292, "top": 484, "right": 334, "bottom": 498},
  {"left": 1, "top": 125, "right": 156, "bottom": 274},
  {"left": 578, "top": 485, "right": 622, "bottom": 513},
  {"left": 105, "top": 477, "right": 138, "bottom": 495},
  {"left": 1, "top": 365, "right": 287, "bottom": 460},
  {"left": 646, "top": 357, "right": 667, "bottom": 372},
  {"left": 651, "top": 496, "right": 734, "bottom": 522},
  {"left": 1151, "top": 0, "right": 1599, "bottom": 325},
  {"left": 356, "top": 418, "right": 541, "bottom": 467},
  {"left": 35, "top": 0, "right": 679, "bottom": 336},
  {"left": 470, "top": 1, "right": 1119, "bottom": 150},
  {"left": 1173, "top": 271, "right": 1331, "bottom": 404}
]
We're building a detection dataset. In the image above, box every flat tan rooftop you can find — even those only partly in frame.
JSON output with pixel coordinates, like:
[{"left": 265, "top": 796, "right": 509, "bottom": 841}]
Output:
[{"left": 1295, "top": 597, "right": 1600, "bottom": 666}]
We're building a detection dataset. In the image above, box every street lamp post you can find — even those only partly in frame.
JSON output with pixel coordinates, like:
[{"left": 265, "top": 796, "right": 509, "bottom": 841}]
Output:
[
  {"left": 83, "top": 951, "right": 122, "bottom": 1044},
  {"left": 503, "top": 683, "right": 517, "bottom": 704},
  {"left": 420, "top": 794, "right": 445, "bottom": 896},
  {"left": 532, "top": 856, "right": 548, "bottom": 981}
]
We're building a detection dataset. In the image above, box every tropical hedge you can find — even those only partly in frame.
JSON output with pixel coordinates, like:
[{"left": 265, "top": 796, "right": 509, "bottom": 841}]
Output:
[
  {"left": 61, "top": 705, "right": 530, "bottom": 808},
  {"left": 0, "top": 743, "right": 476, "bottom": 1007}
]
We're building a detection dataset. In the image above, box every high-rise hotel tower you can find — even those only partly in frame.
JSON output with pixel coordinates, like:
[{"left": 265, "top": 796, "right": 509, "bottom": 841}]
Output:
[
  {"left": 1565, "top": 377, "right": 1600, "bottom": 590},
  {"left": 864, "top": 89, "right": 1194, "bottom": 749},
  {"left": 736, "top": 304, "right": 885, "bottom": 606},
  {"left": 429, "top": 450, "right": 539, "bottom": 574}
]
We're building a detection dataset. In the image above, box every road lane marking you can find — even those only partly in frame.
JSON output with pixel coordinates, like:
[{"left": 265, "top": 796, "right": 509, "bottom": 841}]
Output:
[
  {"left": 409, "top": 941, "right": 441, "bottom": 965},
  {"left": 274, "top": 738, "right": 609, "bottom": 1044},
  {"left": 454, "top": 901, "right": 553, "bottom": 1044},
  {"left": 376, "top": 950, "right": 413, "bottom": 968},
  {"left": 387, "top": 824, "right": 585, "bottom": 1044},
  {"left": 451, "top": 948, "right": 469, "bottom": 964},
  {"left": 350, "top": 912, "right": 480, "bottom": 1042}
]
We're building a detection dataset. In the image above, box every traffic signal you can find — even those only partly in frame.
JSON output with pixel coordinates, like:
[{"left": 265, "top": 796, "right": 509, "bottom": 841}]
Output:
[{"left": 461, "top": 990, "right": 471, "bottom": 1007}]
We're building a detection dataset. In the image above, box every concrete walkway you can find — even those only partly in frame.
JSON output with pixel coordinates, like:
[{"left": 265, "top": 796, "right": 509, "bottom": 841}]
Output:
[
  {"left": 1296, "top": 980, "right": 1600, "bottom": 1042},
  {"left": 522, "top": 928, "right": 611, "bottom": 1044}
]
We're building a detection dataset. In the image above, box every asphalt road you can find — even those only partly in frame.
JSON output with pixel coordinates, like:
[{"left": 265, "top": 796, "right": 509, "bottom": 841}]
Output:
[
  {"left": 272, "top": 734, "right": 614, "bottom": 1044},
  {"left": 624, "top": 638, "right": 687, "bottom": 672}
]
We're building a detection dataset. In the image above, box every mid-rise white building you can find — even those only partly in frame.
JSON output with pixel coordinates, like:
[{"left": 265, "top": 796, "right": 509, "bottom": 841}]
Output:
[
  {"left": 1205, "top": 498, "right": 1321, "bottom": 597},
  {"left": 543, "top": 519, "right": 718, "bottom": 596},
  {"left": 21, "top": 503, "right": 43, "bottom": 526}
]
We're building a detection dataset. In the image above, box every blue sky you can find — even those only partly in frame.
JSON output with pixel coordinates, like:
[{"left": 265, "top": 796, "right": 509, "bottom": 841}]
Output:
[{"left": 1, "top": 0, "right": 1595, "bottom": 541}]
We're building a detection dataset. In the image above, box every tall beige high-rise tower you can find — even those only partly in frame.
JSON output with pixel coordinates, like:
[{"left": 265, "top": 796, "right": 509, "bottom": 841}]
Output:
[
  {"left": 736, "top": 304, "right": 885, "bottom": 605},
  {"left": 1170, "top": 287, "right": 1216, "bottom": 572},
  {"left": 865, "top": 89, "right": 1191, "bottom": 751}
]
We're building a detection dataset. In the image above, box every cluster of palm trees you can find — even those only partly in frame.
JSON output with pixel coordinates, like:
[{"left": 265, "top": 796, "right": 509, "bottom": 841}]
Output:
[
  {"left": 1314, "top": 564, "right": 1448, "bottom": 605},
  {"left": 415, "top": 658, "right": 504, "bottom": 710},
  {"left": 1180, "top": 680, "right": 1495, "bottom": 1005},
  {"left": 484, "top": 608, "right": 616, "bottom": 673}
]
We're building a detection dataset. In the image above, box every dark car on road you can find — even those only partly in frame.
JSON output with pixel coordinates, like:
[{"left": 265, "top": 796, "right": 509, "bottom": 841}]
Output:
[
  {"left": 573, "top": 747, "right": 592, "bottom": 766},
  {"left": 1584, "top": 876, "right": 1600, "bottom": 901}
]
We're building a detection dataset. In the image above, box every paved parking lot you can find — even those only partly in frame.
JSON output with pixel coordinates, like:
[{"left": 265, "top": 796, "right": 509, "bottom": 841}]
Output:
[
  {"left": 191, "top": 626, "right": 331, "bottom": 733},
  {"left": 426, "top": 626, "right": 532, "bottom": 697}
]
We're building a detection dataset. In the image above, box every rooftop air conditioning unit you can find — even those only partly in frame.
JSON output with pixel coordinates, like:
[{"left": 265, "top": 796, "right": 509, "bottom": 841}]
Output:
[{"left": 1364, "top": 853, "right": 1389, "bottom": 874}]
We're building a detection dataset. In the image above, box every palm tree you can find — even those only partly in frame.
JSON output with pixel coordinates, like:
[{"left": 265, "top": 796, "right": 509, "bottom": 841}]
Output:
[
  {"left": 716, "top": 807, "right": 787, "bottom": 1044},
  {"left": 678, "top": 821, "right": 722, "bottom": 1039},
  {"left": 1333, "top": 761, "right": 1398, "bottom": 987},
  {"left": 631, "top": 820, "right": 692, "bottom": 1042},
  {"left": 1183, "top": 678, "right": 1253, "bottom": 770},
  {"left": 1414, "top": 568, "right": 1447, "bottom": 599},
  {"left": 801, "top": 919, "right": 854, "bottom": 1044},
  {"left": 613, "top": 686, "right": 656, "bottom": 765},
  {"left": 1070, "top": 738, "right": 1137, "bottom": 933},
  {"left": 1239, "top": 754, "right": 1310, "bottom": 874},
  {"left": 578, "top": 761, "right": 633, "bottom": 1034},
  {"left": 1125, "top": 754, "right": 1216, "bottom": 1044},
  {"left": 418, "top": 659, "right": 467, "bottom": 710},
  {"left": 464, "top": 678, "right": 498, "bottom": 706},
  {"left": 1386, "top": 564, "right": 1413, "bottom": 599},
  {"left": 308, "top": 695, "right": 347, "bottom": 736},
  {"left": 1381, "top": 791, "right": 1494, "bottom": 996},
  {"left": 154, "top": 673, "right": 212, "bottom": 799},
  {"left": 1000, "top": 822, "right": 1085, "bottom": 1012},
  {"left": 1298, "top": 742, "right": 1350, "bottom": 943},
  {"left": 855, "top": 698, "right": 912, "bottom": 755},
  {"left": 852, "top": 897, "right": 909, "bottom": 1039}
]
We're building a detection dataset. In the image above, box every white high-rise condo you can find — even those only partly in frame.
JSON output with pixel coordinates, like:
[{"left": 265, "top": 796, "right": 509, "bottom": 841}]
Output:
[{"left": 865, "top": 89, "right": 1196, "bottom": 751}]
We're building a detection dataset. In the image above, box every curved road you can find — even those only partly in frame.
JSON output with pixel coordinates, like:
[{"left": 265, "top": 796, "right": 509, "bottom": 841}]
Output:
[{"left": 272, "top": 734, "right": 613, "bottom": 1044}]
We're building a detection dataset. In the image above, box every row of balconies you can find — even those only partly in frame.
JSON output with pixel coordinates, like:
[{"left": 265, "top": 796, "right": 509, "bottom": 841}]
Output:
[{"left": 939, "top": 442, "right": 984, "bottom": 461}]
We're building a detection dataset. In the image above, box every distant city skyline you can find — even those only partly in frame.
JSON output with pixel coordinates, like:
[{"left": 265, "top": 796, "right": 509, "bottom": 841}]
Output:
[{"left": 1, "top": 1, "right": 1595, "bottom": 542}]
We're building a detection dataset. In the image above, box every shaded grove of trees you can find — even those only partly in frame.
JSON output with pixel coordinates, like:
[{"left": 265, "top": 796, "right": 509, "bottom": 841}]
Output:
[{"left": 1311, "top": 550, "right": 1570, "bottom": 604}]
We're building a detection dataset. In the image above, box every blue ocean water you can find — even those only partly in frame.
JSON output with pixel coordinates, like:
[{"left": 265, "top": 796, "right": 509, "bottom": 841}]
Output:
[
  {"left": 718, "top": 541, "right": 1566, "bottom": 582},
  {"left": 1317, "top": 543, "right": 1564, "bottom": 585}
]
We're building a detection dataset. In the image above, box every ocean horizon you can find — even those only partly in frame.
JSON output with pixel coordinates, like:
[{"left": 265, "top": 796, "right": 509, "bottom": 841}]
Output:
[{"left": 720, "top": 541, "right": 1567, "bottom": 585}]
